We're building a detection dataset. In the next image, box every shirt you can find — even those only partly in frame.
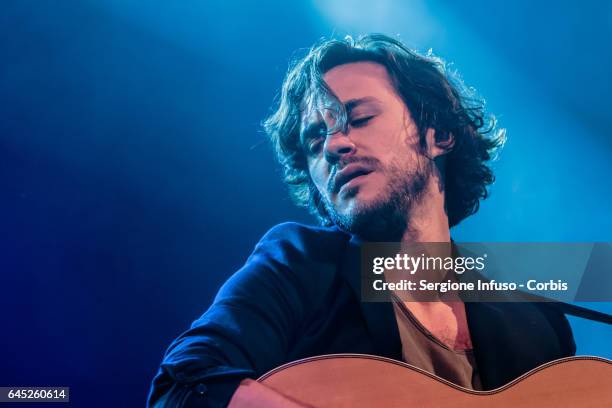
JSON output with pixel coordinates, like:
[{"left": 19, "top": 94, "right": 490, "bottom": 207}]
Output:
[
  {"left": 148, "top": 222, "right": 576, "bottom": 407},
  {"left": 392, "top": 298, "right": 482, "bottom": 390}
]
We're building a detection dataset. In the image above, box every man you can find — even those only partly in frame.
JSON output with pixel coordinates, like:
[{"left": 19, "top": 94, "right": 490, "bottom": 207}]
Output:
[{"left": 148, "top": 34, "right": 575, "bottom": 407}]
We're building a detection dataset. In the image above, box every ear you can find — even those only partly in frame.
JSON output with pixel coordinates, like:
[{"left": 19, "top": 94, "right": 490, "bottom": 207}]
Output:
[{"left": 425, "top": 128, "right": 455, "bottom": 159}]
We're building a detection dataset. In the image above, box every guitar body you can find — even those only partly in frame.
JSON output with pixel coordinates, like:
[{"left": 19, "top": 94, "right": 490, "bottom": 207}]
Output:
[{"left": 256, "top": 354, "right": 611, "bottom": 407}]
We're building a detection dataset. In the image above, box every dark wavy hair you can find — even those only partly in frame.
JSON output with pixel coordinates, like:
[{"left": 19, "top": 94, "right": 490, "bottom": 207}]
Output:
[{"left": 263, "top": 34, "right": 505, "bottom": 228}]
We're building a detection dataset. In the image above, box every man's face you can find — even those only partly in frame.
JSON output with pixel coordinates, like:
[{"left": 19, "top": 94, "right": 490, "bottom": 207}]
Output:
[{"left": 300, "top": 62, "right": 433, "bottom": 240}]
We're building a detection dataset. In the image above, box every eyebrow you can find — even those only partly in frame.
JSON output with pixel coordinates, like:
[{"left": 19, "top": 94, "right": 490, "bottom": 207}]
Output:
[
  {"left": 344, "top": 96, "right": 380, "bottom": 113},
  {"left": 299, "top": 97, "right": 380, "bottom": 145}
]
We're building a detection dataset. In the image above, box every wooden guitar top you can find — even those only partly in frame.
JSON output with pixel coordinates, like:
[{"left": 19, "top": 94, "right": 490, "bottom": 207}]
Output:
[{"left": 255, "top": 354, "right": 611, "bottom": 407}]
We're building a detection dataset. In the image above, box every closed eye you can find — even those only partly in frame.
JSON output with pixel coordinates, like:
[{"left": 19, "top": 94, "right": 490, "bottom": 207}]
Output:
[
  {"left": 350, "top": 115, "right": 374, "bottom": 128},
  {"left": 302, "top": 123, "right": 327, "bottom": 155},
  {"left": 306, "top": 137, "right": 323, "bottom": 155}
]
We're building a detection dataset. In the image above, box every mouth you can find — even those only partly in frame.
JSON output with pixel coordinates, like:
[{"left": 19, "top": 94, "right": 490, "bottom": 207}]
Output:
[{"left": 333, "top": 163, "right": 374, "bottom": 194}]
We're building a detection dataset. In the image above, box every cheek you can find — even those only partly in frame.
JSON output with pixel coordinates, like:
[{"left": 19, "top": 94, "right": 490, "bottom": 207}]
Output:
[
  {"left": 308, "top": 160, "right": 329, "bottom": 196},
  {"left": 377, "top": 121, "right": 420, "bottom": 160}
]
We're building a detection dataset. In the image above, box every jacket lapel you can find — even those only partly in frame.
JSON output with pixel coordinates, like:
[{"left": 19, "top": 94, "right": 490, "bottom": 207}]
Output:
[
  {"left": 339, "top": 235, "right": 403, "bottom": 360},
  {"left": 466, "top": 301, "right": 571, "bottom": 390}
]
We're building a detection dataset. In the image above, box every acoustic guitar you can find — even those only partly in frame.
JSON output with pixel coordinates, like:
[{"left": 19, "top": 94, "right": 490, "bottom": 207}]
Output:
[{"left": 230, "top": 354, "right": 611, "bottom": 407}]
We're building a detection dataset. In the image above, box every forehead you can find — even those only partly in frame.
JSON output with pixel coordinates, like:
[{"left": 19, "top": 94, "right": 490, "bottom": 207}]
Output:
[
  {"left": 300, "top": 62, "right": 400, "bottom": 129},
  {"left": 322, "top": 61, "right": 397, "bottom": 102}
]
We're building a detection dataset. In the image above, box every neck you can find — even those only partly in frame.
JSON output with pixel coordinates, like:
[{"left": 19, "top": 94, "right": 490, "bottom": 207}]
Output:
[{"left": 401, "top": 177, "right": 450, "bottom": 244}]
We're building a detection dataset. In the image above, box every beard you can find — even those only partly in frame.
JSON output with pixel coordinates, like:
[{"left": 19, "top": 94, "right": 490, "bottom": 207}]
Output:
[{"left": 322, "top": 157, "right": 432, "bottom": 242}]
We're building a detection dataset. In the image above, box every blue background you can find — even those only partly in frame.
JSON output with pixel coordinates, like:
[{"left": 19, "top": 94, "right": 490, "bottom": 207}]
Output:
[{"left": 1, "top": 1, "right": 610, "bottom": 406}]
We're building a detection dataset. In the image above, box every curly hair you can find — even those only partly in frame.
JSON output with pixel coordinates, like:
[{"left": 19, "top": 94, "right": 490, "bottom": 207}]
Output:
[{"left": 263, "top": 34, "right": 505, "bottom": 228}]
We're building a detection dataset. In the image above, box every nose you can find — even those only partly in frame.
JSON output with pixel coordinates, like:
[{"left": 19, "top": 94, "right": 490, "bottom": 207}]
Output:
[{"left": 324, "top": 130, "right": 355, "bottom": 164}]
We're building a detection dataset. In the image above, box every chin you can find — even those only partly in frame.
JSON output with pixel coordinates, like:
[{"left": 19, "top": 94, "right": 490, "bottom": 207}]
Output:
[
  {"left": 327, "top": 186, "right": 407, "bottom": 241},
  {"left": 335, "top": 193, "right": 391, "bottom": 225},
  {"left": 338, "top": 184, "right": 384, "bottom": 208}
]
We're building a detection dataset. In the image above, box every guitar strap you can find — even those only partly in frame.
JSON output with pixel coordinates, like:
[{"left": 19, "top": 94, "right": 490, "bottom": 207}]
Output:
[{"left": 552, "top": 302, "right": 612, "bottom": 325}]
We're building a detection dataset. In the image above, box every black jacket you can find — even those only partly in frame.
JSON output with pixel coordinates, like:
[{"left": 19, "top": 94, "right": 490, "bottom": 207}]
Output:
[{"left": 148, "top": 222, "right": 576, "bottom": 407}]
